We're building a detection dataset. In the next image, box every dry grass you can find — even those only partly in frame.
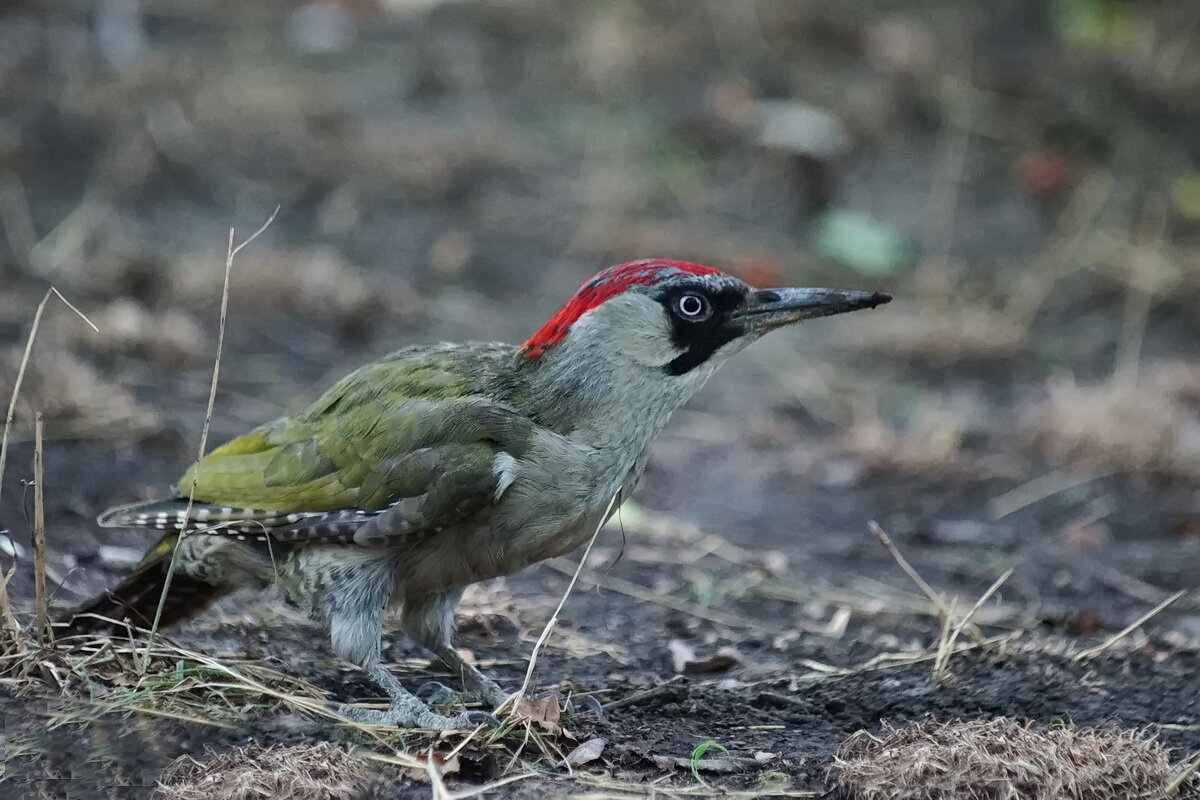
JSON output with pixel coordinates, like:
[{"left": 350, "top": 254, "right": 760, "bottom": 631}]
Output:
[
  {"left": 1025, "top": 362, "right": 1200, "bottom": 474},
  {"left": 830, "top": 718, "right": 1197, "bottom": 800},
  {"left": 158, "top": 742, "right": 367, "bottom": 800}
]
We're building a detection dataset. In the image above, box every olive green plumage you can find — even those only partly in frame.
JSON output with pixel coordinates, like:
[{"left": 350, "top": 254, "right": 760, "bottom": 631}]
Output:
[{"left": 178, "top": 343, "right": 524, "bottom": 514}]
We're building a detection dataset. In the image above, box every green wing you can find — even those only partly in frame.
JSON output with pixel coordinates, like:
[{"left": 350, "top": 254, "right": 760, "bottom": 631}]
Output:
[{"left": 177, "top": 348, "right": 532, "bottom": 517}]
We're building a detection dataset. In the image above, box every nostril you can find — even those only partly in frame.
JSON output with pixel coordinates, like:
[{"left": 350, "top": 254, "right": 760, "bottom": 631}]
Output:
[{"left": 755, "top": 290, "right": 781, "bottom": 303}]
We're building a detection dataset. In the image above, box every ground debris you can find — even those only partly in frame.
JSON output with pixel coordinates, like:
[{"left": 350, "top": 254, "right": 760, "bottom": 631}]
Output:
[
  {"left": 158, "top": 742, "right": 367, "bottom": 800},
  {"left": 565, "top": 737, "right": 606, "bottom": 766},
  {"left": 667, "top": 638, "right": 742, "bottom": 673},
  {"left": 830, "top": 717, "right": 1196, "bottom": 800},
  {"left": 650, "top": 750, "right": 777, "bottom": 774}
]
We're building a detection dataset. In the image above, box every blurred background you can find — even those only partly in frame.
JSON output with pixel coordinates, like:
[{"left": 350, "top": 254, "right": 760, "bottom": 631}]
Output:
[{"left": 1, "top": 0, "right": 1198, "bottom": 793}]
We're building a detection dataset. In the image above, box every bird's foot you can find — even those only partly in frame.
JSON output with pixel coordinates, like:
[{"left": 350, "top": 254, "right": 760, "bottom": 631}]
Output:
[
  {"left": 418, "top": 677, "right": 510, "bottom": 711},
  {"left": 330, "top": 697, "right": 498, "bottom": 730},
  {"left": 415, "top": 680, "right": 463, "bottom": 706}
]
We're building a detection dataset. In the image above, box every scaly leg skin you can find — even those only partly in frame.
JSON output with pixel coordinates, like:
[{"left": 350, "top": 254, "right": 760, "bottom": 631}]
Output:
[
  {"left": 403, "top": 593, "right": 602, "bottom": 716},
  {"left": 334, "top": 663, "right": 498, "bottom": 729},
  {"left": 323, "top": 577, "right": 496, "bottom": 730},
  {"left": 403, "top": 591, "right": 511, "bottom": 710}
]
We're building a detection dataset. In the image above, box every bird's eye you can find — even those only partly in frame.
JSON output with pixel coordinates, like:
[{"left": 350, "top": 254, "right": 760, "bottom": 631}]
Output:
[{"left": 675, "top": 293, "right": 711, "bottom": 321}]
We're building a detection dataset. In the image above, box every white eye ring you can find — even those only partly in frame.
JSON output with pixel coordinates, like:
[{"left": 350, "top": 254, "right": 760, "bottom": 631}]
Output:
[{"left": 676, "top": 293, "right": 710, "bottom": 320}]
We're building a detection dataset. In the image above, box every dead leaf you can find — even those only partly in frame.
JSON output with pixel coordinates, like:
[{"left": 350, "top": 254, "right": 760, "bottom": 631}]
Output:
[
  {"left": 400, "top": 750, "right": 461, "bottom": 783},
  {"left": 565, "top": 738, "right": 606, "bottom": 766},
  {"left": 516, "top": 694, "right": 562, "bottom": 736}
]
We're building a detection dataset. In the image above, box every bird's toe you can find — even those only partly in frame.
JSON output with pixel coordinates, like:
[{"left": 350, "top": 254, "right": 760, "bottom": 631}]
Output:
[{"left": 416, "top": 680, "right": 462, "bottom": 705}]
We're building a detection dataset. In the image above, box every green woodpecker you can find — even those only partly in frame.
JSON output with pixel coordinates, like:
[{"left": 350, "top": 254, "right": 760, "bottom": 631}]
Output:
[{"left": 63, "top": 259, "right": 889, "bottom": 729}]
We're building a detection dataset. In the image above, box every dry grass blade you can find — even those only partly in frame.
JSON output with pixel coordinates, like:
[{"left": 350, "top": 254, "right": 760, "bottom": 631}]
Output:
[
  {"left": 1074, "top": 589, "right": 1188, "bottom": 661},
  {"left": 0, "top": 286, "right": 97, "bottom": 519},
  {"left": 868, "top": 521, "right": 952, "bottom": 620},
  {"left": 987, "top": 467, "right": 1113, "bottom": 520},
  {"left": 932, "top": 567, "right": 1013, "bottom": 682},
  {"left": 32, "top": 412, "right": 50, "bottom": 644},
  {"left": 144, "top": 207, "right": 279, "bottom": 664},
  {"left": 869, "top": 521, "right": 989, "bottom": 646},
  {"left": 1, "top": 286, "right": 93, "bottom": 651},
  {"left": 499, "top": 490, "right": 618, "bottom": 714}
]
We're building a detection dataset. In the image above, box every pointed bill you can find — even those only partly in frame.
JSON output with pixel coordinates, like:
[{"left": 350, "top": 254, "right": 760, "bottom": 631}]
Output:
[{"left": 734, "top": 287, "right": 891, "bottom": 332}]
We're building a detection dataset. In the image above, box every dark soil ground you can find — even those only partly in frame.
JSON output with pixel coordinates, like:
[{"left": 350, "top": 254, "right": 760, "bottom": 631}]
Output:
[{"left": 2, "top": 1, "right": 1199, "bottom": 798}]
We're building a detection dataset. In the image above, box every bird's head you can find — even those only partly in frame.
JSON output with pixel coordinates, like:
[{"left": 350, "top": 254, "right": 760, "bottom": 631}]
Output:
[{"left": 519, "top": 259, "right": 891, "bottom": 378}]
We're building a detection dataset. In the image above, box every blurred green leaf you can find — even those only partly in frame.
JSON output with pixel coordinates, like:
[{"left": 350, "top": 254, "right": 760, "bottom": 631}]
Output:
[
  {"left": 1170, "top": 174, "right": 1200, "bottom": 220},
  {"left": 811, "top": 208, "right": 914, "bottom": 278}
]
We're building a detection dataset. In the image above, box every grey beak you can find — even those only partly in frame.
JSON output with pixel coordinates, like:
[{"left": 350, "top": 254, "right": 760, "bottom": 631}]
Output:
[{"left": 735, "top": 287, "right": 892, "bottom": 331}]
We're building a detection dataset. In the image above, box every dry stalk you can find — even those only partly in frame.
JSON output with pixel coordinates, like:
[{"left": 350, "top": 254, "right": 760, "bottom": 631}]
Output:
[
  {"left": 932, "top": 568, "right": 1012, "bottom": 682},
  {"left": 32, "top": 412, "right": 50, "bottom": 644},
  {"left": 143, "top": 208, "right": 278, "bottom": 668},
  {"left": 1074, "top": 589, "right": 1188, "bottom": 661},
  {"left": 987, "top": 466, "right": 1114, "bottom": 520},
  {"left": 0, "top": 286, "right": 93, "bottom": 649},
  {"left": 498, "top": 491, "right": 618, "bottom": 715},
  {"left": 1113, "top": 197, "right": 1167, "bottom": 390}
]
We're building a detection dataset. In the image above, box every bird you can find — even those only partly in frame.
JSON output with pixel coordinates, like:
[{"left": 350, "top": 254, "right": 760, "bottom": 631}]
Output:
[{"left": 60, "top": 258, "right": 890, "bottom": 729}]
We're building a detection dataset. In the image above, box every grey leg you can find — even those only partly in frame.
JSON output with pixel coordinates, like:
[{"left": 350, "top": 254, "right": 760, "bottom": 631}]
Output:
[
  {"left": 402, "top": 592, "right": 509, "bottom": 710},
  {"left": 326, "top": 585, "right": 495, "bottom": 729}
]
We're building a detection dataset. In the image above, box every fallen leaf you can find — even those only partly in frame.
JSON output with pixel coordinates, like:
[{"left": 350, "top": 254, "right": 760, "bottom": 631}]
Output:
[
  {"left": 565, "top": 737, "right": 606, "bottom": 766},
  {"left": 516, "top": 695, "right": 562, "bottom": 736},
  {"left": 401, "top": 750, "right": 461, "bottom": 783}
]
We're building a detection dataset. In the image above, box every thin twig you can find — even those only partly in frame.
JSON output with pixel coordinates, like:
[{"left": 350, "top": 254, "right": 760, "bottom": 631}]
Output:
[
  {"left": 869, "top": 521, "right": 988, "bottom": 645},
  {"left": 987, "top": 467, "right": 1114, "bottom": 521},
  {"left": 32, "top": 413, "right": 50, "bottom": 645},
  {"left": 1113, "top": 196, "right": 1167, "bottom": 390},
  {"left": 0, "top": 286, "right": 97, "bottom": 512},
  {"left": 142, "top": 207, "right": 278, "bottom": 667},
  {"left": 603, "top": 675, "right": 685, "bottom": 712},
  {"left": 0, "top": 286, "right": 94, "bottom": 650},
  {"left": 1074, "top": 589, "right": 1188, "bottom": 661},
  {"left": 868, "top": 522, "right": 949, "bottom": 618},
  {"left": 498, "top": 491, "right": 618, "bottom": 715},
  {"left": 933, "top": 568, "right": 1012, "bottom": 682}
]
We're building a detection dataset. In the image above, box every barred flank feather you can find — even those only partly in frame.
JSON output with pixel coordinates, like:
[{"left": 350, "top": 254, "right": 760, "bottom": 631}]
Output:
[{"left": 57, "top": 539, "right": 226, "bottom": 635}]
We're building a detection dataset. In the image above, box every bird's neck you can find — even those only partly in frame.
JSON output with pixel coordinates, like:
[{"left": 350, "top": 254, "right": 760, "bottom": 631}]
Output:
[{"left": 518, "top": 334, "right": 716, "bottom": 453}]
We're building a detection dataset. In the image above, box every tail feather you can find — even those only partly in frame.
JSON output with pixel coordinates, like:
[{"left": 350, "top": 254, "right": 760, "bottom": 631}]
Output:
[
  {"left": 98, "top": 498, "right": 299, "bottom": 533},
  {"left": 57, "top": 539, "right": 227, "bottom": 636}
]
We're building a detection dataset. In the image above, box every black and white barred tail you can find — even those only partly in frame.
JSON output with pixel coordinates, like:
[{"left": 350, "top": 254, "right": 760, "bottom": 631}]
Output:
[
  {"left": 97, "top": 498, "right": 391, "bottom": 544},
  {"left": 56, "top": 536, "right": 223, "bottom": 635}
]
